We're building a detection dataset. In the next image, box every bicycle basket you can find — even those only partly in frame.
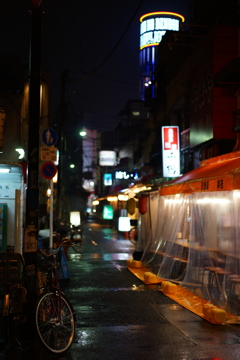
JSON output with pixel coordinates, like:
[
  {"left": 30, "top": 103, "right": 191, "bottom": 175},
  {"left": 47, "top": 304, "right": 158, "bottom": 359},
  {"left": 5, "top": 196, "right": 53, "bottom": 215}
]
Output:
[
  {"left": 37, "top": 249, "right": 61, "bottom": 272},
  {"left": 37, "top": 254, "right": 54, "bottom": 272},
  {"left": 0, "top": 252, "right": 25, "bottom": 284}
]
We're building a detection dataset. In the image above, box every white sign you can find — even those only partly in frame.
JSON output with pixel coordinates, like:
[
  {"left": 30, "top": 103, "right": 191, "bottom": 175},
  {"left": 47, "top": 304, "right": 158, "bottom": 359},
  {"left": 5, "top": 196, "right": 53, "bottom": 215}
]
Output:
[
  {"left": 41, "top": 147, "right": 57, "bottom": 161},
  {"left": 99, "top": 151, "right": 116, "bottom": 166},
  {"left": 120, "top": 209, "right": 127, "bottom": 217},
  {"left": 162, "top": 126, "right": 180, "bottom": 177}
]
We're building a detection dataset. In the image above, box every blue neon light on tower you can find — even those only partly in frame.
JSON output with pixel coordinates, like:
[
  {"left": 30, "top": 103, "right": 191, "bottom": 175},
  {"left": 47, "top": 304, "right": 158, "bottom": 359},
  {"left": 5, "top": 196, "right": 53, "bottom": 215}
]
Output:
[{"left": 139, "top": 12, "right": 185, "bottom": 101}]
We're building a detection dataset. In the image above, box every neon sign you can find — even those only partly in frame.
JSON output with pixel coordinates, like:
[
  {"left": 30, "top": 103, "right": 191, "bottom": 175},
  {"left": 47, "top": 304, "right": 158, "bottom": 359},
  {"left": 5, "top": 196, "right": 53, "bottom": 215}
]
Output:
[
  {"left": 115, "top": 171, "right": 139, "bottom": 180},
  {"left": 140, "top": 12, "right": 185, "bottom": 50}
]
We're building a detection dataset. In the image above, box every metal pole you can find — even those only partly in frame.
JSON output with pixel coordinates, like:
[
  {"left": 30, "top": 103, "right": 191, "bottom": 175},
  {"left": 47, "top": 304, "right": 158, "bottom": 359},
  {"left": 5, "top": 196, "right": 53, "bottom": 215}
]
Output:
[
  {"left": 49, "top": 179, "right": 53, "bottom": 248},
  {"left": 57, "top": 69, "right": 68, "bottom": 220}
]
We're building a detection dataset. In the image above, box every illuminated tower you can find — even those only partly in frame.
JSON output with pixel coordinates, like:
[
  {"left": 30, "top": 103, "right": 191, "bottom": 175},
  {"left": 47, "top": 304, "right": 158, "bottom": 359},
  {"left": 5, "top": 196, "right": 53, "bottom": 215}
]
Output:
[{"left": 139, "top": 12, "right": 185, "bottom": 101}]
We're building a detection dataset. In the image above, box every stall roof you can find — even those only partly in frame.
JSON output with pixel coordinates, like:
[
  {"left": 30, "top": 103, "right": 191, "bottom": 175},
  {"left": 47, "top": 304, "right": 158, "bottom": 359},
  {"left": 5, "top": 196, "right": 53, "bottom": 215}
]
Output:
[{"left": 161, "top": 151, "right": 240, "bottom": 195}]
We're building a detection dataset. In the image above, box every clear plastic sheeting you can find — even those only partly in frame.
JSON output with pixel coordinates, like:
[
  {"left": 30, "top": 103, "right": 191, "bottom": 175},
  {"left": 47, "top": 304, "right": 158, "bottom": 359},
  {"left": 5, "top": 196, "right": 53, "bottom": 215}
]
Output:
[
  {"left": 140, "top": 190, "right": 240, "bottom": 316},
  {"left": 183, "top": 191, "right": 231, "bottom": 310},
  {"left": 135, "top": 191, "right": 159, "bottom": 253},
  {"left": 141, "top": 194, "right": 190, "bottom": 281}
]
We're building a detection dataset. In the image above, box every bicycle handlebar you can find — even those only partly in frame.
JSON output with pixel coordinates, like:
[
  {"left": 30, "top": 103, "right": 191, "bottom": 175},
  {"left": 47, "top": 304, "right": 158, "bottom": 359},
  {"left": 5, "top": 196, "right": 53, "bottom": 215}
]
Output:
[{"left": 39, "top": 238, "right": 82, "bottom": 258}]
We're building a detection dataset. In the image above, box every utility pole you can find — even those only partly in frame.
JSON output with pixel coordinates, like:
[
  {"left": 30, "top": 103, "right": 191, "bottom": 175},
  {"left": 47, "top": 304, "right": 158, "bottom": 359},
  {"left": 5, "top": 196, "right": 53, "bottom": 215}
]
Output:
[
  {"left": 22, "top": 0, "right": 42, "bottom": 341},
  {"left": 57, "top": 69, "right": 68, "bottom": 220},
  {"left": 24, "top": 0, "right": 42, "bottom": 276}
]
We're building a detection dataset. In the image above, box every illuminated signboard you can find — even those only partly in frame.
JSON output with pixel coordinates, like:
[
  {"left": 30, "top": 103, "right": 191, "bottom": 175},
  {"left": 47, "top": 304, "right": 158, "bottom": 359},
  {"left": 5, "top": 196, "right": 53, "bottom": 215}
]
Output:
[
  {"left": 102, "top": 205, "right": 114, "bottom": 220},
  {"left": 139, "top": 12, "right": 185, "bottom": 50},
  {"left": 103, "top": 173, "right": 112, "bottom": 186},
  {"left": 118, "top": 217, "right": 131, "bottom": 232},
  {"left": 115, "top": 171, "right": 139, "bottom": 180},
  {"left": 162, "top": 126, "right": 180, "bottom": 177},
  {"left": 99, "top": 151, "right": 116, "bottom": 166}
]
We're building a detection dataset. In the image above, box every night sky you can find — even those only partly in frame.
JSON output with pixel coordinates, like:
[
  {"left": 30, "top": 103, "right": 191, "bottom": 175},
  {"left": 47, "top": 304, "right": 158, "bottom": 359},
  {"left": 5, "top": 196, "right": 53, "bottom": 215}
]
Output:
[{"left": 1, "top": 0, "right": 192, "bottom": 131}]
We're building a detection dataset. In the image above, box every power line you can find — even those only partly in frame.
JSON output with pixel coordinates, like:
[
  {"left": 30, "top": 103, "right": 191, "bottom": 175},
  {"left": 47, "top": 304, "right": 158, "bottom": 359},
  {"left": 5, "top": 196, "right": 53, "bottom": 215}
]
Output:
[
  {"left": 70, "top": 0, "right": 145, "bottom": 83},
  {"left": 76, "top": 72, "right": 138, "bottom": 87}
]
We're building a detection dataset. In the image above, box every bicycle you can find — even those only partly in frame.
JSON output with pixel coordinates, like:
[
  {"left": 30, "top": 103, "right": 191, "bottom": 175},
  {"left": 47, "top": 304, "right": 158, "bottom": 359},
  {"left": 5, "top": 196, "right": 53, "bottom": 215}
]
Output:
[
  {"left": 35, "top": 238, "right": 82, "bottom": 354},
  {"left": 69, "top": 224, "right": 83, "bottom": 251}
]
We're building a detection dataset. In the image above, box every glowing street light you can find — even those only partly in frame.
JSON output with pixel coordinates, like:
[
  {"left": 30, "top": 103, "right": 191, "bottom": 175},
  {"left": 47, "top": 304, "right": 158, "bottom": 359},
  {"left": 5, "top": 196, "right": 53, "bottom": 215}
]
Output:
[{"left": 79, "top": 130, "right": 86, "bottom": 137}]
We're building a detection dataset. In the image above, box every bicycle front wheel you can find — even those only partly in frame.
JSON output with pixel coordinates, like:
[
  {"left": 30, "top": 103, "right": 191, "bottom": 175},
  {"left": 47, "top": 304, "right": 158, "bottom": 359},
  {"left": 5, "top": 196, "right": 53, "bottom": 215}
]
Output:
[{"left": 35, "top": 291, "right": 75, "bottom": 354}]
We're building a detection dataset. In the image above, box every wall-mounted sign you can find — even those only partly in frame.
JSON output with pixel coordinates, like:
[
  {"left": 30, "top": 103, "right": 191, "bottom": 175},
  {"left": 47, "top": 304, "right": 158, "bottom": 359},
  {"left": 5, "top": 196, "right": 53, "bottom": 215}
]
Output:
[
  {"left": 103, "top": 173, "right": 112, "bottom": 186},
  {"left": 139, "top": 12, "right": 185, "bottom": 50},
  {"left": 162, "top": 126, "right": 180, "bottom": 178},
  {"left": 99, "top": 151, "right": 116, "bottom": 166}
]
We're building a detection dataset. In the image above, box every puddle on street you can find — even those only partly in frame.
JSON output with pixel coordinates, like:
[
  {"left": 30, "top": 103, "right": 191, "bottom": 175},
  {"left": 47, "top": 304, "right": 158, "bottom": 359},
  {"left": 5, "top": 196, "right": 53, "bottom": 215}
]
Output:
[{"left": 68, "top": 253, "right": 133, "bottom": 261}]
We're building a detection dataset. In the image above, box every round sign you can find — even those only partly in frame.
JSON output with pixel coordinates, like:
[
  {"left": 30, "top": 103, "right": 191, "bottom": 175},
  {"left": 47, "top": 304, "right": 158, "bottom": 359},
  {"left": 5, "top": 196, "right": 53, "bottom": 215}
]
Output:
[
  {"left": 42, "top": 128, "right": 58, "bottom": 146},
  {"left": 40, "top": 161, "right": 57, "bottom": 180}
]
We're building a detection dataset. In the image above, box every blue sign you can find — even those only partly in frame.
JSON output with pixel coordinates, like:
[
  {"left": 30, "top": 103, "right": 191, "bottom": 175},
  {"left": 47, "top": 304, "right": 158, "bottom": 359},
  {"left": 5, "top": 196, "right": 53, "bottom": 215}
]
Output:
[
  {"left": 42, "top": 128, "right": 58, "bottom": 146},
  {"left": 40, "top": 161, "right": 57, "bottom": 180},
  {"left": 103, "top": 173, "right": 112, "bottom": 186}
]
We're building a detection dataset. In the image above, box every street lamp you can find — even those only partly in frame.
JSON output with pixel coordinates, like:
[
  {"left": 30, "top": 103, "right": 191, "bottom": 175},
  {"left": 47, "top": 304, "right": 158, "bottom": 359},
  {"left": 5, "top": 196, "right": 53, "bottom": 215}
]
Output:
[{"left": 79, "top": 129, "right": 86, "bottom": 137}]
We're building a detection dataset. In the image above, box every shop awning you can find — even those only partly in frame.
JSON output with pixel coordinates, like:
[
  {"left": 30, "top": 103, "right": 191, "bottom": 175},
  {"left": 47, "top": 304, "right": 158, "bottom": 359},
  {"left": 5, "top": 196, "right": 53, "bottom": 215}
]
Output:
[{"left": 161, "top": 150, "right": 240, "bottom": 195}]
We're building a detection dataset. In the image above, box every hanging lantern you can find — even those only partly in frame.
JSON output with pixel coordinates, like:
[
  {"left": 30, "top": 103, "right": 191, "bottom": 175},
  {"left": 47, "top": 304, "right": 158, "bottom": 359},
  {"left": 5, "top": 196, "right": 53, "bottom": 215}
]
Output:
[
  {"left": 139, "top": 195, "right": 148, "bottom": 214},
  {"left": 127, "top": 198, "right": 136, "bottom": 215}
]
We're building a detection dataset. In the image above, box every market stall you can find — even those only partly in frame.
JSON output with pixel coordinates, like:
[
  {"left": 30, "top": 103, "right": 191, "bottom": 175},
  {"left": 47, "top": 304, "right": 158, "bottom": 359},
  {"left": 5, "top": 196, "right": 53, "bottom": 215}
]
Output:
[{"left": 140, "top": 151, "right": 240, "bottom": 315}]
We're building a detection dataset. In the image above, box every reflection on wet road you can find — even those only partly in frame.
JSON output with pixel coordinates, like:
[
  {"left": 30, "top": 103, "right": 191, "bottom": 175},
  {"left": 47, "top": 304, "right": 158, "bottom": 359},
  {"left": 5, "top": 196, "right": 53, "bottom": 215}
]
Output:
[{"left": 69, "top": 252, "right": 133, "bottom": 261}]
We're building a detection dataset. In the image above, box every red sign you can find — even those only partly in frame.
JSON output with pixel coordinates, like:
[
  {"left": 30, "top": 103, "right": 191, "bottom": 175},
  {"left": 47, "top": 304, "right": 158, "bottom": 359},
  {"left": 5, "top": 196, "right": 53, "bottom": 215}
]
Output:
[
  {"left": 163, "top": 127, "right": 179, "bottom": 150},
  {"left": 40, "top": 161, "right": 57, "bottom": 180},
  {"left": 162, "top": 126, "right": 180, "bottom": 177}
]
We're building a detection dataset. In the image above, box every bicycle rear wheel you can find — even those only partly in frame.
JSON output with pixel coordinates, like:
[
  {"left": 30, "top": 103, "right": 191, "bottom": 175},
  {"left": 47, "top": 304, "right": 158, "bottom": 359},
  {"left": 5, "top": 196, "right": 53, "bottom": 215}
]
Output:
[
  {"left": 71, "top": 232, "right": 82, "bottom": 252},
  {"left": 35, "top": 291, "right": 75, "bottom": 354}
]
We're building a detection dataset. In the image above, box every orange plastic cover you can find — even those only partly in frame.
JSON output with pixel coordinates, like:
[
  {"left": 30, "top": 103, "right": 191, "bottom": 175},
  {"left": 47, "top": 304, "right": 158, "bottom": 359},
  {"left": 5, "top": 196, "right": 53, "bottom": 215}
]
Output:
[{"left": 161, "top": 150, "right": 240, "bottom": 195}]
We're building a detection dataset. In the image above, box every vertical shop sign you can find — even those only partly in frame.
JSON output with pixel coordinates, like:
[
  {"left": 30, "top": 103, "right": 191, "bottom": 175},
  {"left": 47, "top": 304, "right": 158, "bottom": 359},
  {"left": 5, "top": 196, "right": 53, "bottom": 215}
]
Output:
[{"left": 162, "top": 126, "right": 180, "bottom": 177}]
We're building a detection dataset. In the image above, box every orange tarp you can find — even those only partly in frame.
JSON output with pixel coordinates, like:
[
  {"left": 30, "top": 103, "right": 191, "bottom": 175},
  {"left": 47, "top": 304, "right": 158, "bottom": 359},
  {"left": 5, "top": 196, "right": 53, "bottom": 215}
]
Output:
[
  {"left": 128, "top": 266, "right": 240, "bottom": 325},
  {"left": 127, "top": 266, "right": 163, "bottom": 284},
  {"left": 161, "top": 150, "right": 240, "bottom": 195}
]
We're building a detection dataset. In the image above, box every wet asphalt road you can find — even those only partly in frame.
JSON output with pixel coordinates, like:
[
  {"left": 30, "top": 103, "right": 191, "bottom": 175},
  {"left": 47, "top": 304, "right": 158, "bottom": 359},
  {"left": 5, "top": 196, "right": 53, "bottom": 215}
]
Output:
[{"left": 1, "top": 220, "right": 240, "bottom": 360}]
